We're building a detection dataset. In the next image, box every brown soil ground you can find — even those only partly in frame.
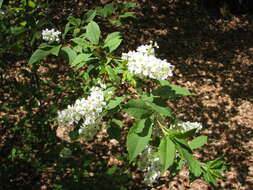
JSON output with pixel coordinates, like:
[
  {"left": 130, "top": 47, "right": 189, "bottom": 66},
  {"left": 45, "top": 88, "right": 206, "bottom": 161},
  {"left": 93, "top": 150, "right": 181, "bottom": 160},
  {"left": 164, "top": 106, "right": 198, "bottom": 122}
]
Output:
[{"left": 1, "top": 0, "right": 253, "bottom": 189}]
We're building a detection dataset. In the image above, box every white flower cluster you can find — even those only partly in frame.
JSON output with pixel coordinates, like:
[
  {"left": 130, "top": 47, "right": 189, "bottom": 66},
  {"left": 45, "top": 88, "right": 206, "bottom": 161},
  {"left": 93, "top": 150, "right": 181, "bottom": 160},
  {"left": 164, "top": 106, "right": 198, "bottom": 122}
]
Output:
[
  {"left": 138, "top": 145, "right": 162, "bottom": 186},
  {"left": 42, "top": 28, "right": 61, "bottom": 43},
  {"left": 57, "top": 86, "right": 106, "bottom": 140},
  {"left": 172, "top": 121, "right": 203, "bottom": 132},
  {"left": 122, "top": 41, "right": 174, "bottom": 80}
]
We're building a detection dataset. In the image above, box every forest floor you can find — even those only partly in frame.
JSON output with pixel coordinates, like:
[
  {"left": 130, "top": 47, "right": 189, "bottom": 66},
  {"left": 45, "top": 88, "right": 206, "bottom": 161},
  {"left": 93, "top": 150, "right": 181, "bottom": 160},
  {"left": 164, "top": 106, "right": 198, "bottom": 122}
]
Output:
[
  {"left": 126, "top": 1, "right": 253, "bottom": 189},
  {"left": 1, "top": 0, "right": 253, "bottom": 189}
]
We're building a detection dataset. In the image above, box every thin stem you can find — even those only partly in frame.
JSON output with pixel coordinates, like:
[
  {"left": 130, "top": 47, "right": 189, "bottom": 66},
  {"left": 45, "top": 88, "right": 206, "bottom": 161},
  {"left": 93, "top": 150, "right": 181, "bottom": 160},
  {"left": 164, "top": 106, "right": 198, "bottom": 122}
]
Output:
[{"left": 157, "top": 119, "right": 169, "bottom": 135}]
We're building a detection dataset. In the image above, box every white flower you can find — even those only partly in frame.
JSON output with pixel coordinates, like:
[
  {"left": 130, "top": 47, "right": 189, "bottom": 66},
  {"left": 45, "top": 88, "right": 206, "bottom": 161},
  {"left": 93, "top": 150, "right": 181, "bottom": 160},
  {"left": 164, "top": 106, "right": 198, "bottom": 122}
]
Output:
[
  {"left": 57, "top": 86, "right": 106, "bottom": 140},
  {"left": 97, "top": 80, "right": 107, "bottom": 89},
  {"left": 171, "top": 121, "right": 203, "bottom": 132},
  {"left": 137, "top": 145, "right": 162, "bottom": 186},
  {"left": 42, "top": 28, "right": 61, "bottom": 43},
  {"left": 122, "top": 41, "right": 174, "bottom": 80},
  {"left": 144, "top": 158, "right": 161, "bottom": 186}
]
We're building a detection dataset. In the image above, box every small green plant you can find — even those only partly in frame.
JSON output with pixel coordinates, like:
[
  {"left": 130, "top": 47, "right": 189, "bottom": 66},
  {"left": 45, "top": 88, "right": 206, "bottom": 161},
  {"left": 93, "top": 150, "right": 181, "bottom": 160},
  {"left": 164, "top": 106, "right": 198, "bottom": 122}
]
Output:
[
  {"left": 0, "top": 0, "right": 3, "bottom": 8},
  {"left": 0, "top": 0, "right": 49, "bottom": 61},
  {"left": 94, "top": 1, "right": 138, "bottom": 25}
]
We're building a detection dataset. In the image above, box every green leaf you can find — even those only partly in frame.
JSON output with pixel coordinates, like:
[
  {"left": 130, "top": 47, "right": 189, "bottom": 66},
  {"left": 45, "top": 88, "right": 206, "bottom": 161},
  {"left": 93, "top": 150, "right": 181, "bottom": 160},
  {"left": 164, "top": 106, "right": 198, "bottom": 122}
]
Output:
[
  {"left": 30, "top": 31, "right": 41, "bottom": 46},
  {"left": 125, "top": 99, "right": 152, "bottom": 119},
  {"left": 0, "top": 0, "right": 3, "bottom": 8},
  {"left": 175, "top": 140, "right": 202, "bottom": 177},
  {"left": 122, "top": 2, "right": 138, "bottom": 9},
  {"left": 158, "top": 136, "right": 175, "bottom": 174},
  {"left": 105, "top": 65, "right": 120, "bottom": 83},
  {"left": 107, "top": 120, "right": 121, "bottom": 140},
  {"left": 173, "top": 128, "right": 197, "bottom": 139},
  {"left": 111, "top": 119, "right": 123, "bottom": 128},
  {"left": 38, "top": 43, "right": 53, "bottom": 49},
  {"left": 119, "top": 12, "right": 136, "bottom": 18},
  {"left": 127, "top": 119, "right": 152, "bottom": 162},
  {"left": 103, "top": 3, "right": 115, "bottom": 16},
  {"left": 109, "top": 19, "right": 122, "bottom": 25},
  {"left": 105, "top": 32, "right": 121, "bottom": 43},
  {"left": 63, "top": 22, "right": 73, "bottom": 39},
  {"left": 87, "top": 64, "right": 95, "bottom": 73},
  {"left": 73, "top": 28, "right": 81, "bottom": 37},
  {"left": 104, "top": 32, "right": 122, "bottom": 52},
  {"left": 85, "top": 21, "right": 101, "bottom": 45},
  {"left": 158, "top": 79, "right": 170, "bottom": 86},
  {"left": 67, "top": 16, "right": 81, "bottom": 26},
  {"left": 146, "top": 102, "right": 171, "bottom": 116},
  {"left": 158, "top": 80, "right": 194, "bottom": 96},
  {"left": 173, "top": 137, "right": 191, "bottom": 151},
  {"left": 50, "top": 45, "right": 62, "bottom": 56},
  {"left": 83, "top": 9, "right": 97, "bottom": 23},
  {"left": 28, "top": 1, "right": 36, "bottom": 8},
  {"left": 211, "top": 170, "right": 224, "bottom": 178},
  {"left": 207, "top": 157, "right": 226, "bottom": 169},
  {"left": 10, "top": 148, "right": 17, "bottom": 161},
  {"left": 104, "top": 38, "right": 122, "bottom": 52},
  {"left": 106, "top": 165, "right": 119, "bottom": 175},
  {"left": 153, "top": 86, "right": 177, "bottom": 99},
  {"left": 28, "top": 49, "right": 50, "bottom": 65},
  {"left": 105, "top": 57, "right": 112, "bottom": 65},
  {"left": 61, "top": 46, "right": 77, "bottom": 63},
  {"left": 69, "top": 130, "right": 79, "bottom": 140},
  {"left": 203, "top": 171, "right": 218, "bottom": 187},
  {"left": 107, "top": 97, "right": 124, "bottom": 110},
  {"left": 73, "top": 45, "right": 83, "bottom": 53},
  {"left": 95, "top": 6, "right": 103, "bottom": 17},
  {"left": 71, "top": 53, "right": 92, "bottom": 68},
  {"left": 201, "top": 158, "right": 226, "bottom": 186},
  {"left": 28, "top": 44, "right": 62, "bottom": 65},
  {"left": 124, "top": 108, "right": 151, "bottom": 119},
  {"left": 153, "top": 84, "right": 193, "bottom": 99},
  {"left": 126, "top": 99, "right": 147, "bottom": 108},
  {"left": 122, "top": 70, "right": 136, "bottom": 86},
  {"left": 189, "top": 136, "right": 208, "bottom": 149},
  {"left": 71, "top": 38, "right": 92, "bottom": 51},
  {"left": 183, "top": 150, "right": 202, "bottom": 177},
  {"left": 96, "top": 3, "right": 115, "bottom": 17},
  {"left": 169, "top": 84, "right": 194, "bottom": 96}
]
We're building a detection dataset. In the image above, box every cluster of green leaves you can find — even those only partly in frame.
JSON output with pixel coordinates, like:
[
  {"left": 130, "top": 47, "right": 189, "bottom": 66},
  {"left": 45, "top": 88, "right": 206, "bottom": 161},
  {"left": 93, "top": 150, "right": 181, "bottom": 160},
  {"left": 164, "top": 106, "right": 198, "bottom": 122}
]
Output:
[
  {"left": 29, "top": 20, "right": 123, "bottom": 86},
  {"left": 158, "top": 129, "right": 225, "bottom": 187},
  {"left": 28, "top": 1, "right": 138, "bottom": 83},
  {"left": 92, "top": 1, "right": 137, "bottom": 25},
  {"left": 125, "top": 80, "right": 226, "bottom": 186}
]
